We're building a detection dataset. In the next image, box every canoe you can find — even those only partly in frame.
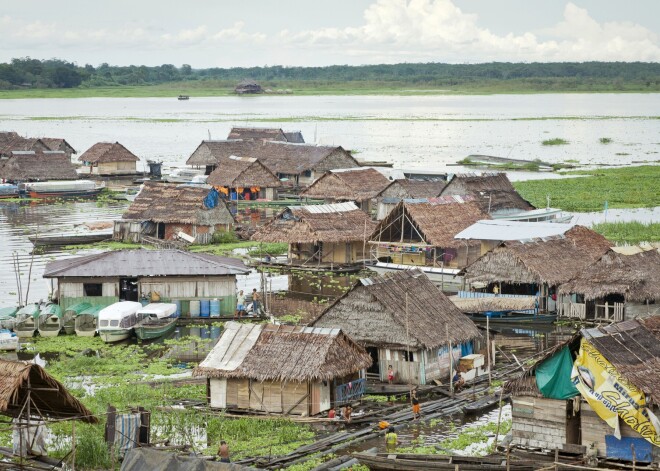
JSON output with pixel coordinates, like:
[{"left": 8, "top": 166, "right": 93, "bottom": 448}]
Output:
[
  {"left": 0, "top": 329, "right": 19, "bottom": 351},
  {"left": 38, "top": 304, "right": 63, "bottom": 337},
  {"left": 355, "top": 453, "right": 536, "bottom": 471},
  {"left": 134, "top": 317, "right": 178, "bottom": 341},
  {"left": 23, "top": 180, "right": 105, "bottom": 198},
  {"left": 0, "top": 307, "right": 19, "bottom": 330},
  {"left": 13, "top": 304, "right": 40, "bottom": 338},
  {"left": 74, "top": 305, "right": 104, "bottom": 337},
  {"left": 64, "top": 302, "right": 92, "bottom": 335},
  {"left": 28, "top": 231, "right": 112, "bottom": 247}
]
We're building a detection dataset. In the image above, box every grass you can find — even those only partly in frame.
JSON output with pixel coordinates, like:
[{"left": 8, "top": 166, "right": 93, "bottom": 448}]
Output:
[
  {"left": 599, "top": 137, "right": 613, "bottom": 144},
  {"left": 513, "top": 165, "right": 660, "bottom": 212},
  {"left": 592, "top": 222, "right": 660, "bottom": 244},
  {"left": 542, "top": 138, "right": 569, "bottom": 146}
]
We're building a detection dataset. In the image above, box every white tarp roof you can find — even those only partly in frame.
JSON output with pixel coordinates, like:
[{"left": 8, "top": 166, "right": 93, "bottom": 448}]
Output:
[{"left": 454, "top": 219, "right": 575, "bottom": 241}]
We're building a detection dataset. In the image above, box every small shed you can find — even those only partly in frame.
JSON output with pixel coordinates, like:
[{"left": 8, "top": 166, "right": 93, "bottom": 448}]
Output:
[
  {"left": 207, "top": 155, "right": 281, "bottom": 201},
  {"left": 227, "top": 127, "right": 305, "bottom": 143},
  {"left": 234, "top": 79, "right": 263, "bottom": 94},
  {"left": 116, "top": 182, "right": 235, "bottom": 244},
  {"left": 440, "top": 173, "right": 534, "bottom": 216},
  {"left": 251, "top": 202, "right": 377, "bottom": 266},
  {"left": 301, "top": 168, "right": 392, "bottom": 212},
  {"left": 78, "top": 142, "right": 140, "bottom": 176},
  {"left": 0, "top": 150, "right": 78, "bottom": 182},
  {"left": 369, "top": 197, "right": 490, "bottom": 270},
  {"left": 558, "top": 249, "right": 660, "bottom": 322},
  {"left": 193, "top": 322, "right": 372, "bottom": 415},
  {"left": 311, "top": 269, "right": 482, "bottom": 385},
  {"left": 375, "top": 179, "right": 446, "bottom": 219},
  {"left": 462, "top": 226, "right": 612, "bottom": 312},
  {"left": 43, "top": 249, "right": 249, "bottom": 315}
]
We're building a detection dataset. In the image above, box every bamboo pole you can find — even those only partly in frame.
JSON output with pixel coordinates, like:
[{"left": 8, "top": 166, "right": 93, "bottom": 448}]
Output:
[
  {"left": 447, "top": 324, "right": 453, "bottom": 395},
  {"left": 24, "top": 226, "right": 38, "bottom": 305},
  {"left": 493, "top": 386, "right": 504, "bottom": 450},
  {"left": 487, "top": 315, "right": 492, "bottom": 386}
]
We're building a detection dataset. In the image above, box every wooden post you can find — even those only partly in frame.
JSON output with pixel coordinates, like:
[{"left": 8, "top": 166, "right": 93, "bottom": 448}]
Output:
[
  {"left": 554, "top": 448, "right": 559, "bottom": 471},
  {"left": 493, "top": 387, "right": 504, "bottom": 450},
  {"left": 486, "top": 315, "right": 492, "bottom": 386},
  {"left": 72, "top": 421, "right": 76, "bottom": 471},
  {"left": 631, "top": 443, "right": 636, "bottom": 471},
  {"left": 447, "top": 324, "right": 453, "bottom": 395}
]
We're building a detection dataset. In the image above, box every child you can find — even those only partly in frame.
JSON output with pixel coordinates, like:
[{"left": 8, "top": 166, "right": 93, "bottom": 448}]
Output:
[
  {"left": 411, "top": 390, "right": 421, "bottom": 420},
  {"left": 235, "top": 290, "right": 245, "bottom": 318},
  {"left": 385, "top": 427, "right": 398, "bottom": 452},
  {"left": 387, "top": 365, "right": 394, "bottom": 384}
]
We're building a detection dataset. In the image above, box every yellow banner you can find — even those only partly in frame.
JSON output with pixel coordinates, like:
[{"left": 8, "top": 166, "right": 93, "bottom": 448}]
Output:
[{"left": 571, "top": 338, "right": 660, "bottom": 446}]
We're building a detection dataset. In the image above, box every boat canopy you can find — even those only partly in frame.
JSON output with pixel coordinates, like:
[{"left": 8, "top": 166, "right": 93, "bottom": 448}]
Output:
[
  {"left": 98, "top": 302, "right": 143, "bottom": 322},
  {"left": 23, "top": 180, "right": 98, "bottom": 192},
  {"left": 137, "top": 303, "right": 177, "bottom": 320}
]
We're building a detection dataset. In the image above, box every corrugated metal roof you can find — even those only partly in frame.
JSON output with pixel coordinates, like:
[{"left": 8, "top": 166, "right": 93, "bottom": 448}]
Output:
[
  {"left": 43, "top": 249, "right": 249, "bottom": 278},
  {"left": 454, "top": 219, "right": 575, "bottom": 241},
  {"left": 302, "top": 201, "right": 359, "bottom": 214}
]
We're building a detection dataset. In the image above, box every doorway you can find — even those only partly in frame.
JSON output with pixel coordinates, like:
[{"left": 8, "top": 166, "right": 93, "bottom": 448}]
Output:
[
  {"left": 120, "top": 278, "right": 139, "bottom": 301},
  {"left": 157, "top": 223, "right": 165, "bottom": 239},
  {"left": 366, "top": 347, "right": 380, "bottom": 375}
]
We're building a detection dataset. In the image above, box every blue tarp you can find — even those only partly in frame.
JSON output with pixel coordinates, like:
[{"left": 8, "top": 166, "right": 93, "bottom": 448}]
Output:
[{"left": 203, "top": 188, "right": 219, "bottom": 209}]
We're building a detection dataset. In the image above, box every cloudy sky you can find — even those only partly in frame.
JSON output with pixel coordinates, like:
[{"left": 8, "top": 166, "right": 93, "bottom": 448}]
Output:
[{"left": 1, "top": 0, "right": 658, "bottom": 67}]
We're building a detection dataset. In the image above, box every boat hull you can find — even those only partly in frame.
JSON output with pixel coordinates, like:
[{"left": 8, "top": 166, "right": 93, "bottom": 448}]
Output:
[
  {"left": 38, "top": 328, "right": 61, "bottom": 337},
  {"left": 0, "top": 337, "right": 19, "bottom": 351},
  {"left": 371, "top": 263, "right": 462, "bottom": 291},
  {"left": 99, "top": 329, "right": 132, "bottom": 343},
  {"left": 466, "top": 313, "right": 557, "bottom": 324},
  {"left": 135, "top": 319, "right": 177, "bottom": 340},
  {"left": 29, "top": 189, "right": 102, "bottom": 199},
  {"left": 15, "top": 328, "right": 36, "bottom": 338},
  {"left": 75, "top": 329, "right": 97, "bottom": 337}
]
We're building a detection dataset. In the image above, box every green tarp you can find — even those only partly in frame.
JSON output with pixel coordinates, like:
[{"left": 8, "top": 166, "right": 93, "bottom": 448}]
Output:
[{"left": 535, "top": 346, "right": 579, "bottom": 400}]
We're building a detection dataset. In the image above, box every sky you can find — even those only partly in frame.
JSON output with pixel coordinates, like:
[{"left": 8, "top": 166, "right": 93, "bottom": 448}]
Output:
[{"left": 1, "top": 0, "right": 658, "bottom": 67}]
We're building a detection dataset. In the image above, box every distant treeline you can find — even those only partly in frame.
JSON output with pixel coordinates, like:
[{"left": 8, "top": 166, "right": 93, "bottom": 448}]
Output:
[{"left": 1, "top": 57, "right": 659, "bottom": 90}]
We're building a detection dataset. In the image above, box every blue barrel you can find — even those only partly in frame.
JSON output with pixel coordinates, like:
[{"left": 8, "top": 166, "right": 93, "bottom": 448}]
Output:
[
  {"left": 189, "top": 300, "right": 201, "bottom": 317},
  {"left": 211, "top": 326, "right": 221, "bottom": 338},
  {"left": 200, "top": 327, "right": 210, "bottom": 340},
  {"left": 210, "top": 299, "right": 221, "bottom": 318},
  {"left": 174, "top": 300, "right": 182, "bottom": 317},
  {"left": 200, "top": 299, "right": 210, "bottom": 317}
]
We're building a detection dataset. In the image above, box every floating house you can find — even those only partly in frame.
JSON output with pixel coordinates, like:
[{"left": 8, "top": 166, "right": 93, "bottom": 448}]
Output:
[
  {"left": 300, "top": 168, "right": 392, "bottom": 212},
  {"left": 558, "top": 249, "right": 660, "bottom": 322},
  {"left": 0, "top": 150, "right": 78, "bottom": 182},
  {"left": 227, "top": 127, "right": 304, "bottom": 143},
  {"left": 0, "top": 132, "right": 50, "bottom": 158},
  {"left": 311, "top": 269, "right": 482, "bottom": 385},
  {"left": 78, "top": 142, "right": 140, "bottom": 176},
  {"left": 41, "top": 138, "right": 76, "bottom": 158},
  {"left": 369, "top": 198, "right": 490, "bottom": 271},
  {"left": 115, "top": 182, "right": 235, "bottom": 244},
  {"left": 375, "top": 178, "right": 447, "bottom": 219},
  {"left": 439, "top": 173, "right": 534, "bottom": 216},
  {"left": 234, "top": 79, "right": 263, "bottom": 94},
  {"left": 194, "top": 322, "right": 372, "bottom": 415},
  {"left": 461, "top": 226, "right": 611, "bottom": 312},
  {"left": 206, "top": 155, "right": 281, "bottom": 201},
  {"left": 505, "top": 316, "right": 660, "bottom": 463},
  {"left": 251, "top": 202, "right": 376, "bottom": 267},
  {"left": 186, "top": 140, "right": 360, "bottom": 188},
  {"left": 43, "top": 249, "right": 249, "bottom": 315}
]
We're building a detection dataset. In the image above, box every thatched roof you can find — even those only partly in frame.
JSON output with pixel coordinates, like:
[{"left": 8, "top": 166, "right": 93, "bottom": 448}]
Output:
[
  {"left": 235, "top": 79, "right": 263, "bottom": 94},
  {"left": 44, "top": 249, "right": 248, "bottom": 278},
  {"left": 372, "top": 197, "right": 490, "bottom": 249},
  {"left": 0, "top": 151, "right": 78, "bottom": 181},
  {"left": 449, "top": 295, "right": 537, "bottom": 313},
  {"left": 41, "top": 138, "right": 76, "bottom": 154},
  {"left": 312, "top": 269, "right": 481, "bottom": 350},
  {"left": 440, "top": 173, "right": 534, "bottom": 213},
  {"left": 463, "top": 226, "right": 612, "bottom": 286},
  {"left": 251, "top": 202, "right": 376, "bottom": 244},
  {"left": 559, "top": 249, "right": 660, "bottom": 302},
  {"left": 186, "top": 140, "right": 359, "bottom": 176},
  {"left": 301, "top": 168, "right": 392, "bottom": 201},
  {"left": 379, "top": 179, "right": 446, "bottom": 199},
  {"left": 78, "top": 142, "right": 139, "bottom": 163},
  {"left": 207, "top": 156, "right": 281, "bottom": 188},
  {"left": 0, "top": 359, "right": 97, "bottom": 422},
  {"left": 123, "top": 182, "right": 235, "bottom": 225},
  {"left": 227, "top": 127, "right": 304, "bottom": 143},
  {"left": 193, "top": 322, "right": 372, "bottom": 382}
]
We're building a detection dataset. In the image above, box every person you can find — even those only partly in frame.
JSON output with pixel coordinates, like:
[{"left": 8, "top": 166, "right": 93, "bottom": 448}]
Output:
[
  {"left": 385, "top": 427, "right": 398, "bottom": 452},
  {"left": 411, "top": 390, "right": 420, "bottom": 420},
  {"left": 217, "top": 440, "right": 230, "bottom": 463},
  {"left": 492, "top": 284, "right": 499, "bottom": 295},
  {"left": 328, "top": 407, "right": 336, "bottom": 419},
  {"left": 452, "top": 367, "right": 465, "bottom": 390},
  {"left": 387, "top": 365, "right": 395, "bottom": 384},
  {"left": 251, "top": 288, "right": 261, "bottom": 315},
  {"left": 343, "top": 405, "right": 352, "bottom": 424},
  {"left": 235, "top": 290, "right": 245, "bottom": 318}
]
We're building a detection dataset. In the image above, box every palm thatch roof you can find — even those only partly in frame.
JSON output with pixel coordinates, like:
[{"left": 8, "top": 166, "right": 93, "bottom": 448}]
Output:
[
  {"left": 378, "top": 179, "right": 446, "bottom": 199},
  {"left": 371, "top": 197, "right": 489, "bottom": 249},
  {"left": 301, "top": 168, "right": 392, "bottom": 201},
  {"left": 193, "top": 322, "right": 372, "bottom": 382},
  {"left": 186, "top": 140, "right": 359, "bottom": 176},
  {"left": 0, "top": 134, "right": 49, "bottom": 157},
  {"left": 235, "top": 79, "right": 263, "bottom": 94},
  {"left": 0, "top": 151, "right": 78, "bottom": 181},
  {"left": 206, "top": 156, "right": 281, "bottom": 188},
  {"left": 559, "top": 249, "right": 660, "bottom": 302},
  {"left": 312, "top": 269, "right": 481, "bottom": 350},
  {"left": 449, "top": 295, "right": 537, "bottom": 313},
  {"left": 123, "top": 182, "right": 235, "bottom": 225},
  {"left": 463, "top": 226, "right": 612, "bottom": 286},
  {"left": 251, "top": 202, "right": 376, "bottom": 244},
  {"left": 227, "top": 127, "right": 304, "bottom": 143},
  {"left": 78, "top": 142, "right": 139, "bottom": 163},
  {"left": 440, "top": 173, "right": 534, "bottom": 213},
  {"left": 0, "top": 359, "right": 97, "bottom": 422},
  {"left": 41, "top": 138, "right": 76, "bottom": 154}
]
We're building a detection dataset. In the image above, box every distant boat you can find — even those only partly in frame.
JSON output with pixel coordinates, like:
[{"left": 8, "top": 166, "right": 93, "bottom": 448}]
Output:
[
  {"left": 74, "top": 304, "right": 105, "bottom": 337},
  {"left": 63, "top": 302, "right": 92, "bottom": 335},
  {"left": 178, "top": 95, "right": 190, "bottom": 100},
  {"left": 134, "top": 303, "right": 178, "bottom": 340},
  {"left": 97, "top": 301, "right": 142, "bottom": 343},
  {"left": 0, "top": 329, "right": 19, "bottom": 351},
  {"left": 0, "top": 184, "right": 19, "bottom": 199},
  {"left": 164, "top": 168, "right": 204, "bottom": 183},
  {"left": 29, "top": 230, "right": 113, "bottom": 247},
  {"left": 13, "top": 304, "right": 40, "bottom": 338},
  {"left": 38, "top": 304, "right": 63, "bottom": 337},
  {"left": 22, "top": 180, "right": 105, "bottom": 198}
]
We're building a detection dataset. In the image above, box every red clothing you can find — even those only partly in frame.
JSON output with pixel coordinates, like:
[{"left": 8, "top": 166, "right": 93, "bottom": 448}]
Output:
[{"left": 328, "top": 409, "right": 336, "bottom": 419}]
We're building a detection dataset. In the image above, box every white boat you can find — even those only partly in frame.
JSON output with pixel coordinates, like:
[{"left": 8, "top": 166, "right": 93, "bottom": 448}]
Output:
[
  {"left": 493, "top": 207, "right": 573, "bottom": 223},
  {"left": 136, "top": 303, "right": 178, "bottom": 321},
  {"left": 97, "top": 301, "right": 142, "bottom": 343},
  {"left": 370, "top": 262, "right": 462, "bottom": 291},
  {"left": 22, "top": 180, "right": 105, "bottom": 198},
  {"left": 164, "top": 168, "right": 204, "bottom": 183},
  {"left": 0, "top": 330, "right": 19, "bottom": 351}
]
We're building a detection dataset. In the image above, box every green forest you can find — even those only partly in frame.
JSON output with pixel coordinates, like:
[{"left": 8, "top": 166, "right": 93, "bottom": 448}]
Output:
[{"left": 1, "top": 57, "right": 659, "bottom": 95}]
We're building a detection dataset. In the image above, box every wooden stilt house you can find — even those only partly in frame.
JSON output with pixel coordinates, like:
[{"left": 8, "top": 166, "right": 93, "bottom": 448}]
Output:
[
  {"left": 193, "top": 322, "right": 372, "bottom": 415},
  {"left": 206, "top": 155, "right": 281, "bottom": 201},
  {"left": 375, "top": 179, "right": 447, "bottom": 220},
  {"left": 78, "top": 142, "right": 140, "bottom": 176},
  {"left": 311, "top": 269, "right": 482, "bottom": 385}
]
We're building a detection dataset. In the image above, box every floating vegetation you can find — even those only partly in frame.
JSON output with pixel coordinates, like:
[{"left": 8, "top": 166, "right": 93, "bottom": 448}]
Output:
[
  {"left": 592, "top": 221, "right": 660, "bottom": 244},
  {"left": 541, "top": 138, "right": 569, "bottom": 146},
  {"left": 599, "top": 137, "right": 613, "bottom": 144}
]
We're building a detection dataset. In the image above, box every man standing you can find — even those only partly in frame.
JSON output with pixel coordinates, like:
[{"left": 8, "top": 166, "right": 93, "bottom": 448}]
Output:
[
  {"left": 235, "top": 290, "right": 245, "bottom": 318},
  {"left": 217, "top": 441, "right": 230, "bottom": 463},
  {"left": 251, "top": 288, "right": 261, "bottom": 315}
]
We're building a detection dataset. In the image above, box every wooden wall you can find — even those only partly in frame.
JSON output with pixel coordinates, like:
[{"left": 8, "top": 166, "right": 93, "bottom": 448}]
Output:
[
  {"left": 378, "top": 347, "right": 423, "bottom": 385},
  {"left": 219, "top": 378, "right": 312, "bottom": 415},
  {"left": 60, "top": 278, "right": 119, "bottom": 299},
  {"left": 96, "top": 161, "right": 137, "bottom": 175},
  {"left": 139, "top": 276, "right": 236, "bottom": 299}
]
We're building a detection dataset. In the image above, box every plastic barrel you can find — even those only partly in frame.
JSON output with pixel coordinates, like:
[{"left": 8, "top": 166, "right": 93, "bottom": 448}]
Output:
[
  {"left": 211, "top": 326, "right": 221, "bottom": 338},
  {"left": 174, "top": 300, "right": 182, "bottom": 317},
  {"left": 200, "top": 299, "right": 210, "bottom": 317},
  {"left": 210, "top": 299, "right": 221, "bottom": 318},
  {"left": 140, "top": 298, "right": 149, "bottom": 307},
  {"left": 200, "top": 327, "right": 209, "bottom": 339},
  {"left": 189, "top": 300, "right": 201, "bottom": 317}
]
